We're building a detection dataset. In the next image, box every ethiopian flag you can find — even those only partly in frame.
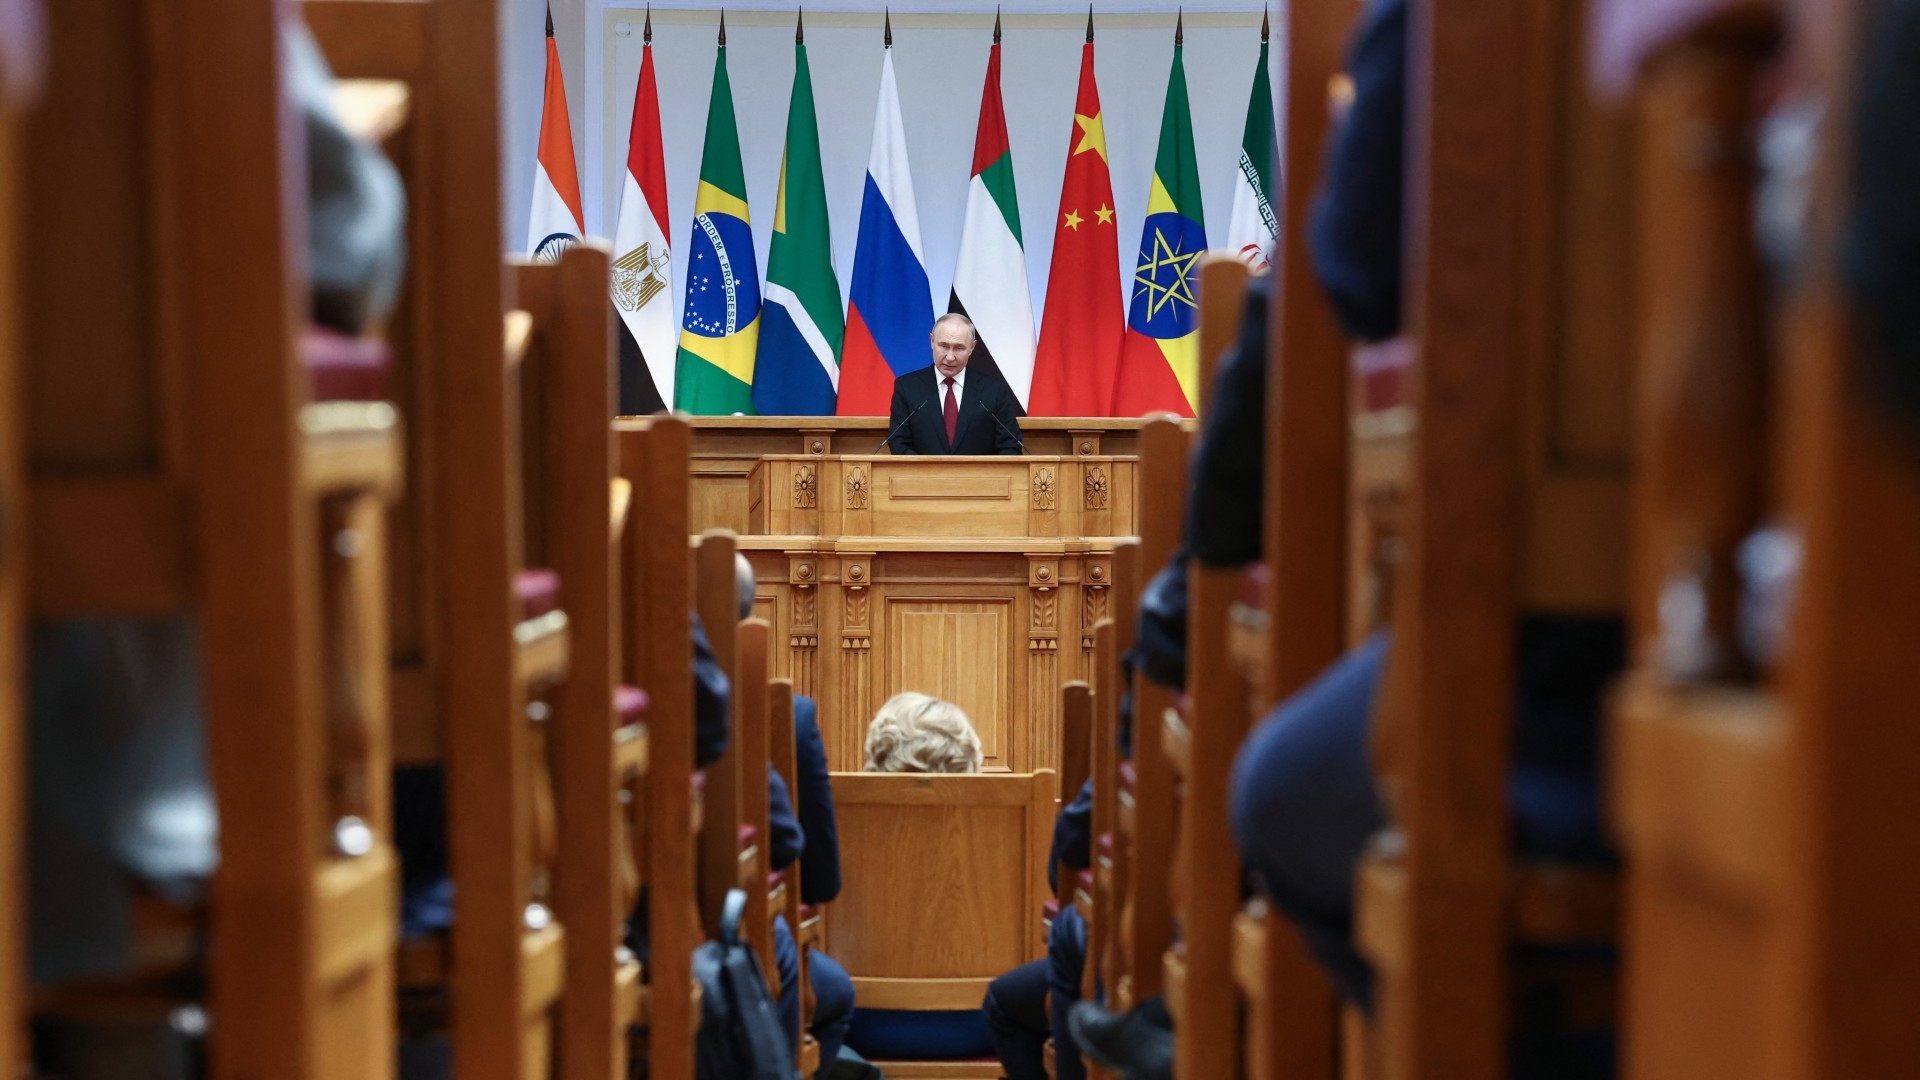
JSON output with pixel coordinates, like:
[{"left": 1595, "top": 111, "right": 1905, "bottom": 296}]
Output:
[
  {"left": 754, "top": 18, "right": 842, "bottom": 416},
  {"left": 675, "top": 30, "right": 760, "bottom": 415},
  {"left": 1112, "top": 26, "right": 1206, "bottom": 418}
]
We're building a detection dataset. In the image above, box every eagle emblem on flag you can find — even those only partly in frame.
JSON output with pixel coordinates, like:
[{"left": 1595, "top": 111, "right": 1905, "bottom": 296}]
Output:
[{"left": 613, "top": 242, "right": 670, "bottom": 313}]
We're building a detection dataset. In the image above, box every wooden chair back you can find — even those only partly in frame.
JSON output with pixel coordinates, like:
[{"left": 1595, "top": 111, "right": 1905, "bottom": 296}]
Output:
[
  {"left": 0, "top": 3, "right": 37, "bottom": 1073},
  {"left": 23, "top": 2, "right": 405, "bottom": 1075},
  {"left": 1353, "top": 0, "right": 1636, "bottom": 1075},
  {"left": 514, "top": 247, "right": 634, "bottom": 1080},
  {"left": 617, "top": 414, "right": 699, "bottom": 1080},
  {"left": 1608, "top": 1, "right": 1920, "bottom": 1076},
  {"left": 829, "top": 770, "right": 1055, "bottom": 1013},
  {"left": 1119, "top": 419, "right": 1185, "bottom": 1008}
]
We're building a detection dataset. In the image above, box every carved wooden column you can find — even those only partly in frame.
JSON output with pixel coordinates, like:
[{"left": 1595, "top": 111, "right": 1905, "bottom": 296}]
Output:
[
  {"left": 787, "top": 555, "right": 820, "bottom": 701},
  {"left": 1027, "top": 555, "right": 1062, "bottom": 774},
  {"left": 1081, "top": 554, "right": 1110, "bottom": 683},
  {"left": 839, "top": 555, "right": 874, "bottom": 764}
]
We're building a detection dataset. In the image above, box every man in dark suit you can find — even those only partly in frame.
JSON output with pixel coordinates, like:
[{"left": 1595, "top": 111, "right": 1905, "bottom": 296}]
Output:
[{"left": 886, "top": 313, "right": 1024, "bottom": 455}]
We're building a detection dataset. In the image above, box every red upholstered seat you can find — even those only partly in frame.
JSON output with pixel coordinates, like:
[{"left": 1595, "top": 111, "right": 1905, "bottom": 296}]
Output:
[
  {"left": 1239, "top": 563, "right": 1269, "bottom": 609},
  {"left": 1042, "top": 898, "right": 1062, "bottom": 921},
  {"left": 738, "top": 824, "right": 757, "bottom": 847},
  {"left": 301, "top": 326, "right": 391, "bottom": 402},
  {"left": 615, "top": 685, "right": 649, "bottom": 726},
  {"left": 1118, "top": 762, "right": 1137, "bottom": 792},
  {"left": 1076, "top": 869, "right": 1094, "bottom": 892},
  {"left": 1096, "top": 833, "right": 1114, "bottom": 857},
  {"left": 691, "top": 771, "right": 707, "bottom": 793},
  {"left": 768, "top": 869, "right": 786, "bottom": 891},
  {"left": 514, "top": 568, "right": 561, "bottom": 621},
  {"left": 799, "top": 903, "right": 818, "bottom": 922}
]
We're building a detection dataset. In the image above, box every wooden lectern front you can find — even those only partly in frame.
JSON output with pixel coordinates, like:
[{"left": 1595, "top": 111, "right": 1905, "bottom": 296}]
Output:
[{"left": 732, "top": 455, "right": 1139, "bottom": 777}]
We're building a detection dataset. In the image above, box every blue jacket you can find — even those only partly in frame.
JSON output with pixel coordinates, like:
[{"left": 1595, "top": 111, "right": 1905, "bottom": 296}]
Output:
[
  {"left": 691, "top": 614, "right": 730, "bottom": 769},
  {"left": 1309, "top": 0, "right": 1408, "bottom": 343},
  {"left": 765, "top": 696, "right": 841, "bottom": 905}
]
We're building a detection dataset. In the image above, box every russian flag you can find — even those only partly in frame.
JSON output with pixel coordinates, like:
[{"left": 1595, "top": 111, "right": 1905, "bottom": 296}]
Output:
[{"left": 836, "top": 47, "right": 934, "bottom": 416}]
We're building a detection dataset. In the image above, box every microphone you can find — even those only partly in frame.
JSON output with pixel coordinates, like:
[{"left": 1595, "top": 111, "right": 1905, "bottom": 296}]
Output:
[
  {"left": 875, "top": 396, "right": 928, "bottom": 454},
  {"left": 982, "top": 397, "right": 1025, "bottom": 455}
]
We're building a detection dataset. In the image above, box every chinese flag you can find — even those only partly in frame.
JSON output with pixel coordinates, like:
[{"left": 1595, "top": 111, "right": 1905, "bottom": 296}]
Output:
[{"left": 1026, "top": 24, "right": 1125, "bottom": 417}]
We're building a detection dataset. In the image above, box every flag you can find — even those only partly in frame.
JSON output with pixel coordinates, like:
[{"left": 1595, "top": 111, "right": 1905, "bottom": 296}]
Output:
[
  {"left": 836, "top": 44, "right": 934, "bottom": 416},
  {"left": 610, "top": 11, "right": 673, "bottom": 413},
  {"left": 675, "top": 21, "right": 761, "bottom": 416},
  {"left": 1027, "top": 17, "right": 1125, "bottom": 417},
  {"left": 1112, "top": 21, "right": 1207, "bottom": 418},
  {"left": 754, "top": 14, "right": 843, "bottom": 416},
  {"left": 948, "top": 19, "right": 1035, "bottom": 410},
  {"left": 526, "top": 8, "right": 584, "bottom": 260},
  {"left": 1222, "top": 18, "right": 1277, "bottom": 272}
]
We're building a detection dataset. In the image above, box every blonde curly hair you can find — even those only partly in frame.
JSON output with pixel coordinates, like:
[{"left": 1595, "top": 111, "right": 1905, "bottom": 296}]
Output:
[{"left": 863, "top": 691, "right": 983, "bottom": 774}]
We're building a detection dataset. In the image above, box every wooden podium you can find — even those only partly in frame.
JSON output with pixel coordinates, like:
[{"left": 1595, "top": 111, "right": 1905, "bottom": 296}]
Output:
[{"left": 728, "top": 454, "right": 1139, "bottom": 777}]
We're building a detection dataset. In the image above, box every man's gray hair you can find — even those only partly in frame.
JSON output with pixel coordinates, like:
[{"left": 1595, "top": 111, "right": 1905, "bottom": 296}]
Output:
[
  {"left": 735, "top": 553, "right": 757, "bottom": 621},
  {"left": 931, "top": 311, "right": 977, "bottom": 342}
]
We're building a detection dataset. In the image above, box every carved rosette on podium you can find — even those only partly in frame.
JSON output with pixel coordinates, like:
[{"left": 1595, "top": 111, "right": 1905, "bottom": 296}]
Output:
[{"left": 732, "top": 455, "right": 1139, "bottom": 775}]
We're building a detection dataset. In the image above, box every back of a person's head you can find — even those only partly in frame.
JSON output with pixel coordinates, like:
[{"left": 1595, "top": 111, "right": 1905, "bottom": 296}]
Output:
[
  {"left": 863, "top": 691, "right": 983, "bottom": 774},
  {"left": 735, "top": 553, "right": 756, "bottom": 622}
]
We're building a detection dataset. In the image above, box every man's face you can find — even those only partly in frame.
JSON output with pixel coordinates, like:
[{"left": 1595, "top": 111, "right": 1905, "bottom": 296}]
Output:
[{"left": 930, "top": 321, "right": 975, "bottom": 379}]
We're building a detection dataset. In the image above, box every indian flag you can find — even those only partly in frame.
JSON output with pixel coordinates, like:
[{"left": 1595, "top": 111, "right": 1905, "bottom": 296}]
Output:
[
  {"left": 525, "top": 8, "right": 584, "bottom": 260},
  {"left": 753, "top": 13, "right": 842, "bottom": 416},
  {"left": 674, "top": 20, "right": 761, "bottom": 416},
  {"left": 948, "top": 19, "right": 1035, "bottom": 409},
  {"left": 1221, "top": 16, "right": 1277, "bottom": 272}
]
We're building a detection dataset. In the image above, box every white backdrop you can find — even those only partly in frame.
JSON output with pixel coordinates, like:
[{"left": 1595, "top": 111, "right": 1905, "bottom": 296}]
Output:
[{"left": 499, "top": 2, "right": 1284, "bottom": 337}]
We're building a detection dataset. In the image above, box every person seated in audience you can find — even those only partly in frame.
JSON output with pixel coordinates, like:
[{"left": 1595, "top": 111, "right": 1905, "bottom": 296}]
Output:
[
  {"left": 732, "top": 555, "right": 860, "bottom": 1078},
  {"left": 981, "top": 782, "right": 1095, "bottom": 1080},
  {"left": 861, "top": 692, "right": 983, "bottom": 774}
]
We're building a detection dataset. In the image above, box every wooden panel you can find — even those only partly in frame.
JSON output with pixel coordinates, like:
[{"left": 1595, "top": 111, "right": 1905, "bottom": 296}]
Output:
[
  {"left": 830, "top": 772, "right": 1051, "bottom": 987},
  {"left": 883, "top": 598, "right": 1013, "bottom": 770}
]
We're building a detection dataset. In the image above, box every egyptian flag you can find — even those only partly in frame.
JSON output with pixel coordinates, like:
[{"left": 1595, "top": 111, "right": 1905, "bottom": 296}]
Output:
[
  {"left": 835, "top": 36, "right": 934, "bottom": 416},
  {"left": 948, "top": 16, "right": 1035, "bottom": 410},
  {"left": 610, "top": 10, "right": 672, "bottom": 414},
  {"left": 526, "top": 8, "right": 584, "bottom": 260},
  {"left": 1112, "top": 17, "right": 1206, "bottom": 418},
  {"left": 1027, "top": 13, "right": 1125, "bottom": 417}
]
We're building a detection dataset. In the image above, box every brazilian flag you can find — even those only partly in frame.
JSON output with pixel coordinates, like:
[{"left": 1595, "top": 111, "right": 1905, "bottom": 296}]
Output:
[{"left": 675, "top": 39, "right": 761, "bottom": 415}]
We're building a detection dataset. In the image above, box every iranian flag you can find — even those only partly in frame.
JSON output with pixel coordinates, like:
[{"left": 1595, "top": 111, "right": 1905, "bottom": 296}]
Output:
[
  {"left": 1221, "top": 16, "right": 1277, "bottom": 272},
  {"left": 948, "top": 18, "right": 1035, "bottom": 409},
  {"left": 526, "top": 8, "right": 584, "bottom": 260},
  {"left": 609, "top": 9, "right": 673, "bottom": 413}
]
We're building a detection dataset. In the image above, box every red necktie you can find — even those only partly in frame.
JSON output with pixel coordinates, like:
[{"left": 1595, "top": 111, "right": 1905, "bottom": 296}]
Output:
[{"left": 943, "top": 376, "right": 959, "bottom": 447}]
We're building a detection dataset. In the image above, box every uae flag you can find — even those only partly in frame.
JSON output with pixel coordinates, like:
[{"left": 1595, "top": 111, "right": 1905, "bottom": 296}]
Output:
[
  {"left": 948, "top": 18, "right": 1035, "bottom": 410},
  {"left": 525, "top": 8, "right": 584, "bottom": 260},
  {"left": 1027, "top": 13, "right": 1125, "bottom": 417},
  {"left": 1221, "top": 15, "right": 1277, "bottom": 272},
  {"left": 610, "top": 10, "right": 673, "bottom": 413}
]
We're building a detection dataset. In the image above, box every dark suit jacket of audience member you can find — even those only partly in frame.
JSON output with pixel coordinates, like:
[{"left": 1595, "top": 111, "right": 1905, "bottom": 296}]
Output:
[
  {"left": 763, "top": 697, "right": 846, "bottom": 902},
  {"left": 692, "top": 613, "right": 730, "bottom": 769},
  {"left": 1309, "top": 0, "right": 1408, "bottom": 344},
  {"left": 886, "top": 365, "right": 1025, "bottom": 456}
]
